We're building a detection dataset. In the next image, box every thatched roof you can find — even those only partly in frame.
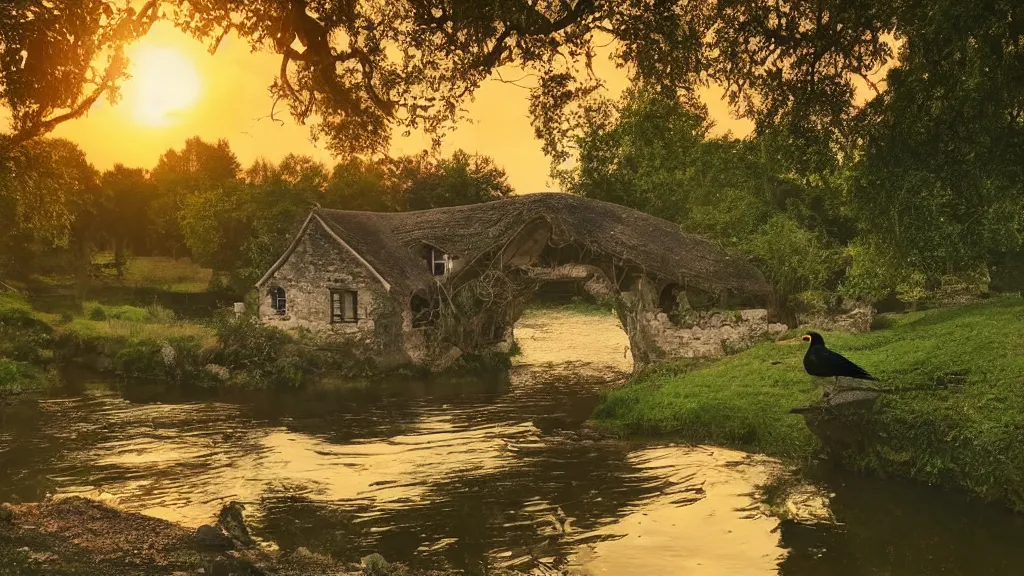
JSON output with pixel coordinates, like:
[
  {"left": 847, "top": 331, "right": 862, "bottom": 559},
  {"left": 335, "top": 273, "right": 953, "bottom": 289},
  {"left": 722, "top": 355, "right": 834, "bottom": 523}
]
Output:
[{"left": 303, "top": 193, "right": 769, "bottom": 298}]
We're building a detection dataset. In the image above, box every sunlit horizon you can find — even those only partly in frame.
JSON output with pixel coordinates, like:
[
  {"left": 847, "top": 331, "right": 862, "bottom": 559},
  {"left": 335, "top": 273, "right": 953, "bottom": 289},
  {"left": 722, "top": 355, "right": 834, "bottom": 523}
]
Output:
[{"left": 39, "top": 22, "right": 753, "bottom": 193}]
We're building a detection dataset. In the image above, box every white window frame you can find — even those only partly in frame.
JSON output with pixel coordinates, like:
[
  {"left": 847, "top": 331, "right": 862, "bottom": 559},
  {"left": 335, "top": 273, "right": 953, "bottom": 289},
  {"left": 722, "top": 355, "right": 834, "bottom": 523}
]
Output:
[
  {"left": 430, "top": 248, "right": 451, "bottom": 276},
  {"left": 270, "top": 287, "right": 287, "bottom": 315},
  {"left": 330, "top": 289, "right": 359, "bottom": 323}
]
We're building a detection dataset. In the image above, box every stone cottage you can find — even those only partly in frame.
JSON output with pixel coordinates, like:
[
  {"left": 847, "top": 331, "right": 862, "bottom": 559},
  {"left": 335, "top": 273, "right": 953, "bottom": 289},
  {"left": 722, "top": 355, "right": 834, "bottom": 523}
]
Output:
[{"left": 255, "top": 193, "right": 781, "bottom": 369}]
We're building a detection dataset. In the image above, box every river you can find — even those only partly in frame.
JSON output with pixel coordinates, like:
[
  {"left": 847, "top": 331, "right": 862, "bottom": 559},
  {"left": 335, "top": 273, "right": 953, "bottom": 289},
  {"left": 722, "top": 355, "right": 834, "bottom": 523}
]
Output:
[{"left": 2, "top": 309, "right": 1023, "bottom": 575}]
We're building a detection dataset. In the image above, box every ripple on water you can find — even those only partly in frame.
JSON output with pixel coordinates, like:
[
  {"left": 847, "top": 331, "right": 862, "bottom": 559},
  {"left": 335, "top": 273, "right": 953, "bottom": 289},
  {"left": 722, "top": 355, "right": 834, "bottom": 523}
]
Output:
[{"left": 4, "top": 310, "right": 1024, "bottom": 575}]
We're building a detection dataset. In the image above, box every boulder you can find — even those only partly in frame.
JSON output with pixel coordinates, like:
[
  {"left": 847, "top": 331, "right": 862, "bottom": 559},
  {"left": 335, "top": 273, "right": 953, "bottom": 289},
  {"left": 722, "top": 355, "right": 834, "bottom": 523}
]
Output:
[{"left": 192, "top": 525, "right": 234, "bottom": 552}]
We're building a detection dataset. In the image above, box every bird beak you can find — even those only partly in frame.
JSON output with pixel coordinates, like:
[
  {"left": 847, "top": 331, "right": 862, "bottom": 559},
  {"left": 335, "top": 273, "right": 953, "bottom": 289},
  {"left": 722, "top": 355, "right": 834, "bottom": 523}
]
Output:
[{"left": 801, "top": 335, "right": 811, "bottom": 342}]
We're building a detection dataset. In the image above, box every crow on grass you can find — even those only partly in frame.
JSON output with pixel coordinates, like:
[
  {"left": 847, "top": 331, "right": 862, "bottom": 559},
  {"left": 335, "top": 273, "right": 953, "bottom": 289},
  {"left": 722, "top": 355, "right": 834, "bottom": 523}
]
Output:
[{"left": 801, "top": 331, "right": 879, "bottom": 393}]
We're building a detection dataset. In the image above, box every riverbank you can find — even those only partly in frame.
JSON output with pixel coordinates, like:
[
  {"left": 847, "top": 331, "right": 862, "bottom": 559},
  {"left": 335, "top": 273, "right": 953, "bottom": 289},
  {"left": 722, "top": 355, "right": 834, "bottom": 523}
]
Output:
[
  {"left": 0, "top": 496, "right": 527, "bottom": 576},
  {"left": 592, "top": 296, "right": 1024, "bottom": 510},
  {"left": 0, "top": 292, "right": 387, "bottom": 397}
]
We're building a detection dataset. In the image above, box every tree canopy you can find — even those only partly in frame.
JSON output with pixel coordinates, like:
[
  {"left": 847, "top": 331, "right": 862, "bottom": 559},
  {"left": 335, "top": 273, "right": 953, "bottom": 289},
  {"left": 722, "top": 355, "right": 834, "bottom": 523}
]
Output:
[
  {"left": 1, "top": 0, "right": 1021, "bottom": 310},
  {"left": 0, "top": 0, "right": 995, "bottom": 156}
]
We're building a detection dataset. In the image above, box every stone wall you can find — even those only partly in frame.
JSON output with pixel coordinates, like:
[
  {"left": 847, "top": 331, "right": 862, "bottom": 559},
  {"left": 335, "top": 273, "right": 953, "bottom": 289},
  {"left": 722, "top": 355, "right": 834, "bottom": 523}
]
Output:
[
  {"left": 259, "top": 220, "right": 392, "bottom": 347},
  {"left": 644, "top": 308, "right": 790, "bottom": 358},
  {"left": 798, "top": 302, "right": 874, "bottom": 333}
]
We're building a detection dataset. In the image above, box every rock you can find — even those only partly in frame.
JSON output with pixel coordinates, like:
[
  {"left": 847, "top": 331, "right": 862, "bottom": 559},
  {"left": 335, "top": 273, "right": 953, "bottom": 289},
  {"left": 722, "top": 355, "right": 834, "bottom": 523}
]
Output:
[
  {"left": 0, "top": 503, "right": 14, "bottom": 523},
  {"left": 192, "top": 525, "right": 235, "bottom": 552},
  {"left": 791, "top": 388, "right": 883, "bottom": 456},
  {"left": 740, "top": 309, "right": 768, "bottom": 322},
  {"left": 159, "top": 342, "right": 176, "bottom": 366},
  {"left": 431, "top": 346, "right": 463, "bottom": 372},
  {"left": 204, "top": 364, "right": 231, "bottom": 381},
  {"left": 799, "top": 303, "right": 874, "bottom": 333},
  {"left": 361, "top": 553, "right": 391, "bottom": 576},
  {"left": 217, "top": 501, "right": 256, "bottom": 549}
]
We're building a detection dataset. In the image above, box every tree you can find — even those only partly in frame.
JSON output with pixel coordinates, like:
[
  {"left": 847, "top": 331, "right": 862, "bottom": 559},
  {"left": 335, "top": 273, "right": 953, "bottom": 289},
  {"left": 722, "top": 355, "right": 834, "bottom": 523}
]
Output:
[
  {"left": 844, "top": 0, "right": 1024, "bottom": 288},
  {"left": 323, "top": 158, "right": 392, "bottom": 212},
  {"left": 150, "top": 137, "right": 242, "bottom": 257},
  {"left": 387, "top": 150, "right": 514, "bottom": 211},
  {"left": 99, "top": 165, "right": 155, "bottom": 273},
  {"left": 565, "top": 87, "right": 845, "bottom": 319},
  {"left": 0, "top": 1, "right": 158, "bottom": 149},
  {"left": 1, "top": 1, "right": 904, "bottom": 158},
  {"left": 230, "top": 154, "right": 329, "bottom": 290},
  {"left": 168, "top": 0, "right": 898, "bottom": 159},
  {"left": 0, "top": 137, "right": 100, "bottom": 302}
]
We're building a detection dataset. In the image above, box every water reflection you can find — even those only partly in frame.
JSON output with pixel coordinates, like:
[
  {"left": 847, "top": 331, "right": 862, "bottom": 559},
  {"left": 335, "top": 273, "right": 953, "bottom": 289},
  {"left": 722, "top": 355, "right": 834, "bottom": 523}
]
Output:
[{"left": 2, "top": 310, "right": 1024, "bottom": 575}]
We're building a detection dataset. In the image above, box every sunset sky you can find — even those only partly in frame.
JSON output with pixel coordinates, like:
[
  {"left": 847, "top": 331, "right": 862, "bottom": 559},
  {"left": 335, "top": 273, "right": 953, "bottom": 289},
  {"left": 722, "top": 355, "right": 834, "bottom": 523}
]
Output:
[{"left": 49, "top": 22, "right": 754, "bottom": 194}]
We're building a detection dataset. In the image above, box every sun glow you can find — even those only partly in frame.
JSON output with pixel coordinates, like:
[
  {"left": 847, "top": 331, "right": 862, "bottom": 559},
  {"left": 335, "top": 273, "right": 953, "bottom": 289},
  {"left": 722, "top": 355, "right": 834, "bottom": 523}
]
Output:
[{"left": 126, "top": 46, "right": 202, "bottom": 127}]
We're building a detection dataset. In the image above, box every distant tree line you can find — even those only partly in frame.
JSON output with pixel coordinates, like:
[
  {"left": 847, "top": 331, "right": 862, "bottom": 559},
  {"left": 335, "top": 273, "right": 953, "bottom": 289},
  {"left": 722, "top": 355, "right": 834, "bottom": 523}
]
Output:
[{"left": 0, "top": 136, "right": 512, "bottom": 295}]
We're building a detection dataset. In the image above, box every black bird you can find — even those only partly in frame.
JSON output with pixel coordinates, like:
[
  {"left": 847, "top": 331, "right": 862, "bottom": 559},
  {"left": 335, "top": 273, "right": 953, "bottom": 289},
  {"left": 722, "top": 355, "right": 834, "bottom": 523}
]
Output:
[{"left": 801, "top": 331, "right": 877, "bottom": 389}]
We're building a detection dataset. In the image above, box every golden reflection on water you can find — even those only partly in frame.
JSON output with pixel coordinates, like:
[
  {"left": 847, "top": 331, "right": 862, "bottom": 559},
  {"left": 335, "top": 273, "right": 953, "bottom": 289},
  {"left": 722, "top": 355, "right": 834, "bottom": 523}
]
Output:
[
  {"left": 19, "top": 308, "right": 834, "bottom": 574},
  {"left": 477, "top": 445, "right": 830, "bottom": 576},
  {"left": 563, "top": 447, "right": 829, "bottom": 576},
  {"left": 73, "top": 402, "right": 543, "bottom": 526},
  {"left": 514, "top": 309, "right": 633, "bottom": 373}
]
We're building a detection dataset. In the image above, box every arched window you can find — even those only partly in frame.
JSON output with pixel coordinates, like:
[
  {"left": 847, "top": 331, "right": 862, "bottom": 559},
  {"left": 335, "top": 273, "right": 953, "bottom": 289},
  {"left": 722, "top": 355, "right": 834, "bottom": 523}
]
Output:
[{"left": 269, "top": 287, "right": 286, "bottom": 315}]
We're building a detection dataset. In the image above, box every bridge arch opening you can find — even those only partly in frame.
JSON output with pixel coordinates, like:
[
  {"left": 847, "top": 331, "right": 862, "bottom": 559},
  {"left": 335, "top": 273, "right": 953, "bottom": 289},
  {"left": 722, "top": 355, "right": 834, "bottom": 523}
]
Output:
[{"left": 510, "top": 281, "right": 634, "bottom": 373}]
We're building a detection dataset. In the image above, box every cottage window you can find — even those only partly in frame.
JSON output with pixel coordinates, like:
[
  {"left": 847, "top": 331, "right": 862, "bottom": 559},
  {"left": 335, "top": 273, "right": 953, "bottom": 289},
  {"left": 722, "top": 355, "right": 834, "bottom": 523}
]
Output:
[
  {"left": 429, "top": 248, "right": 451, "bottom": 276},
  {"left": 331, "top": 289, "right": 358, "bottom": 323},
  {"left": 269, "top": 287, "right": 286, "bottom": 314}
]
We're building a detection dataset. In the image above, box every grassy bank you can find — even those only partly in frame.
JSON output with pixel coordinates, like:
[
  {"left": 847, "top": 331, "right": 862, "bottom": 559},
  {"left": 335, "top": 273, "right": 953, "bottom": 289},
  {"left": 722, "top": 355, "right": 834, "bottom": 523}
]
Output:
[
  {"left": 593, "top": 296, "right": 1024, "bottom": 509},
  {"left": 0, "top": 292, "right": 381, "bottom": 396}
]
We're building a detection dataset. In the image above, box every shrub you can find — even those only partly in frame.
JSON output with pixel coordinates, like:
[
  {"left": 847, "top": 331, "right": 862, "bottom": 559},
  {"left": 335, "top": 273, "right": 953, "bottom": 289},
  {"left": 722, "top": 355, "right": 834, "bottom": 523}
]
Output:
[
  {"left": 212, "top": 313, "right": 303, "bottom": 389},
  {"left": 145, "top": 304, "right": 177, "bottom": 323},
  {"left": 88, "top": 305, "right": 108, "bottom": 321},
  {"left": 0, "top": 359, "right": 56, "bottom": 395},
  {"left": 113, "top": 337, "right": 211, "bottom": 386},
  {"left": 0, "top": 302, "right": 55, "bottom": 363},
  {"left": 0, "top": 359, "right": 20, "bottom": 392}
]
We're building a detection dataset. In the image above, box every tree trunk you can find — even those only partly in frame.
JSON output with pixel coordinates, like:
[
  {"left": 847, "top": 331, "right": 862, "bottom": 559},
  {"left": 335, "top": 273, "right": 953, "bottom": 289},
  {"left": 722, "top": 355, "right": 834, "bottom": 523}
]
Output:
[
  {"left": 114, "top": 237, "right": 127, "bottom": 278},
  {"left": 73, "top": 233, "right": 91, "bottom": 310}
]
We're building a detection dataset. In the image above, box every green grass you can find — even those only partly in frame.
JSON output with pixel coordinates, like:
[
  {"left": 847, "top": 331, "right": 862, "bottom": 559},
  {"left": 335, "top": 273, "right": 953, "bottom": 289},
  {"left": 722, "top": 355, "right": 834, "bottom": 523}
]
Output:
[
  {"left": 93, "top": 253, "right": 214, "bottom": 293},
  {"left": 62, "top": 317, "right": 215, "bottom": 345},
  {"left": 522, "top": 300, "right": 616, "bottom": 317},
  {"left": 593, "top": 296, "right": 1024, "bottom": 509},
  {"left": 0, "top": 358, "right": 55, "bottom": 396}
]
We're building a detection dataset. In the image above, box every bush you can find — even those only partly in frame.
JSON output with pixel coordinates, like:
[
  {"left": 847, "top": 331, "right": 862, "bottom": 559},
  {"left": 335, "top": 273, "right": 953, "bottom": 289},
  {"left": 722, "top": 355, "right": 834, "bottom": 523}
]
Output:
[
  {"left": 744, "top": 215, "right": 842, "bottom": 313},
  {"left": 212, "top": 314, "right": 303, "bottom": 389},
  {"left": 0, "top": 359, "right": 20, "bottom": 392},
  {"left": 113, "top": 337, "right": 211, "bottom": 386},
  {"left": 145, "top": 304, "right": 177, "bottom": 323},
  {"left": 0, "top": 359, "right": 56, "bottom": 395},
  {"left": 0, "top": 299, "right": 55, "bottom": 363},
  {"left": 84, "top": 302, "right": 151, "bottom": 323},
  {"left": 88, "top": 305, "right": 107, "bottom": 321}
]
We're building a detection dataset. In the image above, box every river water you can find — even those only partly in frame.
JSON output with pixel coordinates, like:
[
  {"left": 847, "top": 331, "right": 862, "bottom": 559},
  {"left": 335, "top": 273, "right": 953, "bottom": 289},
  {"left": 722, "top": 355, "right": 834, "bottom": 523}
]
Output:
[{"left": 2, "top": 310, "right": 1024, "bottom": 575}]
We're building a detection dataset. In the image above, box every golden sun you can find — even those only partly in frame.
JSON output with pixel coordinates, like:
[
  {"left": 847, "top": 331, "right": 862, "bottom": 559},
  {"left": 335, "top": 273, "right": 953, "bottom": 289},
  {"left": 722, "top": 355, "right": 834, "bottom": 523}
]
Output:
[{"left": 126, "top": 46, "right": 201, "bottom": 127}]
